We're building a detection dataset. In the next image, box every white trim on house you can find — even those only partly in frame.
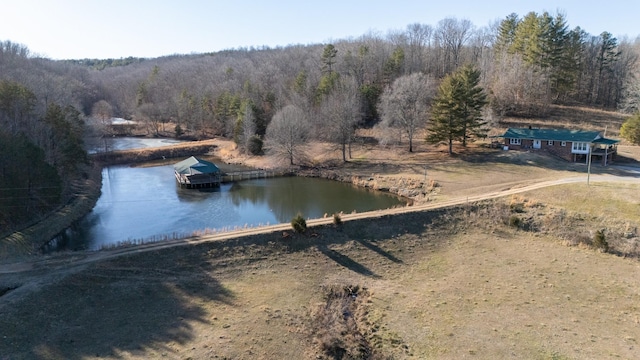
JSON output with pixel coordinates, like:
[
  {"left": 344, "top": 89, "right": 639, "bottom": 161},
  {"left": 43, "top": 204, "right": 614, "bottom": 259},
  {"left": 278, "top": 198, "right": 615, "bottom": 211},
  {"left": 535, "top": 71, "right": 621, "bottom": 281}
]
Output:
[
  {"left": 572, "top": 142, "right": 589, "bottom": 154},
  {"left": 509, "top": 138, "right": 521, "bottom": 145}
]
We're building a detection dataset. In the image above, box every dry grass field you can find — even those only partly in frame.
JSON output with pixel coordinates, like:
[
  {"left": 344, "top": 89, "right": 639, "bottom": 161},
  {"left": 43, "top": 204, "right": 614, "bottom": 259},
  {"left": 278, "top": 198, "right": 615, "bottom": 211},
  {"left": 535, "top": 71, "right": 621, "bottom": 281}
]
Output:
[
  {"left": 2, "top": 193, "right": 640, "bottom": 359},
  {"left": 1, "top": 106, "right": 640, "bottom": 359},
  {"left": 495, "top": 104, "right": 629, "bottom": 138}
]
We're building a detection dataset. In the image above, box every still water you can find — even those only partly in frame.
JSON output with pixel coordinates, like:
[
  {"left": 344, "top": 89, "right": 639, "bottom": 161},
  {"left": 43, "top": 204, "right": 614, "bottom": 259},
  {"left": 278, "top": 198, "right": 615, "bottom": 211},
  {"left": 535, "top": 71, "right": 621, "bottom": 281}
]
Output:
[
  {"left": 51, "top": 164, "right": 405, "bottom": 251},
  {"left": 85, "top": 136, "right": 185, "bottom": 154}
]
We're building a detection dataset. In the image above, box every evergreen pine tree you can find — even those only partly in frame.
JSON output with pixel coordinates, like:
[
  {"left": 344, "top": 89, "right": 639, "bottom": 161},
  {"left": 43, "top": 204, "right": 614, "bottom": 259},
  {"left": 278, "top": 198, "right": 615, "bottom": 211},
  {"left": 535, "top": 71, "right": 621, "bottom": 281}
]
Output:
[
  {"left": 458, "top": 65, "right": 488, "bottom": 146},
  {"left": 494, "top": 13, "right": 519, "bottom": 55},
  {"left": 427, "top": 72, "right": 463, "bottom": 155},
  {"left": 321, "top": 44, "right": 338, "bottom": 74},
  {"left": 427, "top": 65, "right": 487, "bottom": 154}
]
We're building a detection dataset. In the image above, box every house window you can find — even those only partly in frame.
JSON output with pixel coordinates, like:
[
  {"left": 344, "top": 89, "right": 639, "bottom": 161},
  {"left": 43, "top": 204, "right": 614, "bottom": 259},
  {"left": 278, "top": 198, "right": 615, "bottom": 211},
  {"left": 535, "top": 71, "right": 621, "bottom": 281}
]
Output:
[
  {"left": 509, "top": 138, "right": 521, "bottom": 145},
  {"left": 561, "top": 141, "right": 566, "bottom": 146},
  {"left": 548, "top": 140, "right": 554, "bottom": 146},
  {"left": 572, "top": 142, "right": 589, "bottom": 152}
]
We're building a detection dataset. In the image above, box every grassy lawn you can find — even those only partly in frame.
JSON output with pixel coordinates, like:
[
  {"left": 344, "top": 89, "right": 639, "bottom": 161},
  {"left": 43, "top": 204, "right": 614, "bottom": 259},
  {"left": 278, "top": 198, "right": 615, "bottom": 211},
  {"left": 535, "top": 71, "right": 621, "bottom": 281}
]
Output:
[{"left": 522, "top": 182, "right": 640, "bottom": 222}]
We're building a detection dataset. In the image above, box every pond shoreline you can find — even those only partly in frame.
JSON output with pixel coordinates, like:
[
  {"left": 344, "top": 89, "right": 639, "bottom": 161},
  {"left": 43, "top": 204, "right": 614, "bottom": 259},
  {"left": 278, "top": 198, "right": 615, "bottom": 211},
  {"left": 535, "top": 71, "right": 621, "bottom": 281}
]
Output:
[
  {"left": 1, "top": 138, "right": 428, "bottom": 260},
  {"left": 1, "top": 140, "right": 220, "bottom": 260},
  {"left": 1, "top": 162, "right": 103, "bottom": 261}
]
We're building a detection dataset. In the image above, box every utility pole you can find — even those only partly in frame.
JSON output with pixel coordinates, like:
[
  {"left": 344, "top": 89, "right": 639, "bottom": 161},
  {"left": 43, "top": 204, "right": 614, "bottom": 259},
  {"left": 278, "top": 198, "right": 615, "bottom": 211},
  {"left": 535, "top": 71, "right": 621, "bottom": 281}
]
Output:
[{"left": 587, "top": 144, "right": 592, "bottom": 186}]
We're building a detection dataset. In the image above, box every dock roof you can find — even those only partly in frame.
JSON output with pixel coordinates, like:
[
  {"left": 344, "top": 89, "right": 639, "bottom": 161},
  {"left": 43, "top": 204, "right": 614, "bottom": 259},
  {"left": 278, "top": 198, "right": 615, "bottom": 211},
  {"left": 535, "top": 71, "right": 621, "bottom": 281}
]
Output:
[{"left": 173, "top": 156, "right": 220, "bottom": 175}]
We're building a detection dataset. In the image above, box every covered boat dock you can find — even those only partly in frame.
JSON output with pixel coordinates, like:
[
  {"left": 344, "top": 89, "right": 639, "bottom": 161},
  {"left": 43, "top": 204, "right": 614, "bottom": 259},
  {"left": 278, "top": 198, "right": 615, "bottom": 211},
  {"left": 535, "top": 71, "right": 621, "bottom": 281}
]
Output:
[
  {"left": 174, "top": 156, "right": 283, "bottom": 188},
  {"left": 174, "top": 156, "right": 222, "bottom": 188}
]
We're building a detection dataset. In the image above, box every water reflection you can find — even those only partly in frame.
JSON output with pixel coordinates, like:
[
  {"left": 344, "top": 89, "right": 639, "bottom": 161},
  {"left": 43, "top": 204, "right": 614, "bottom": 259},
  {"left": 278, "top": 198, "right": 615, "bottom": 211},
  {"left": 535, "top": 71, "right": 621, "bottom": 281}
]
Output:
[
  {"left": 176, "top": 186, "right": 222, "bottom": 202},
  {"left": 52, "top": 165, "right": 406, "bottom": 251},
  {"left": 227, "top": 177, "right": 390, "bottom": 223}
]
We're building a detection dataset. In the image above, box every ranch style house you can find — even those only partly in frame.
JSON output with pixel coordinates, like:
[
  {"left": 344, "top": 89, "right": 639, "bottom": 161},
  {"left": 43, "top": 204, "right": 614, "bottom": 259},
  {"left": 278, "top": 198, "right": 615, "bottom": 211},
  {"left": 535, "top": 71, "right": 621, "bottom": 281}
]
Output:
[{"left": 500, "top": 128, "right": 619, "bottom": 165}]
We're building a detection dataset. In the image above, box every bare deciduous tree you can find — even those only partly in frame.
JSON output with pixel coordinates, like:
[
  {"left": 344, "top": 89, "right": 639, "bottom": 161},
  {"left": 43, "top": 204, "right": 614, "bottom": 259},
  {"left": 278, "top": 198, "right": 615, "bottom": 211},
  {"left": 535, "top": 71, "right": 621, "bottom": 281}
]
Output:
[
  {"left": 240, "top": 104, "right": 257, "bottom": 153},
  {"left": 378, "top": 72, "right": 436, "bottom": 152},
  {"left": 136, "top": 103, "right": 163, "bottom": 136},
  {"left": 435, "top": 18, "right": 474, "bottom": 75},
  {"left": 488, "top": 53, "right": 551, "bottom": 117},
  {"left": 620, "top": 75, "right": 640, "bottom": 114},
  {"left": 405, "top": 23, "right": 433, "bottom": 73},
  {"left": 319, "top": 78, "right": 361, "bottom": 162},
  {"left": 265, "top": 105, "right": 310, "bottom": 165},
  {"left": 90, "top": 100, "right": 113, "bottom": 135}
]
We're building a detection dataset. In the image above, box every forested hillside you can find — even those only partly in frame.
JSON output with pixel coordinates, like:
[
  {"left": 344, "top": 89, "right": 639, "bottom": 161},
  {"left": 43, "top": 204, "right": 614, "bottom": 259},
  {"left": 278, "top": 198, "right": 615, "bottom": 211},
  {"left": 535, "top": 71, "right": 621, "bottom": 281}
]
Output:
[
  {"left": 0, "top": 42, "right": 91, "bottom": 232},
  {"left": 1, "top": 11, "right": 639, "bottom": 233}
]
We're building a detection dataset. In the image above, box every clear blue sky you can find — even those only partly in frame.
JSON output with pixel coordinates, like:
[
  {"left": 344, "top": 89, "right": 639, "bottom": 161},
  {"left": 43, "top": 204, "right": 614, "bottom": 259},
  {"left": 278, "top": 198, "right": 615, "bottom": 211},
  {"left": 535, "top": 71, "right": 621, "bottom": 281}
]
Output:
[{"left": 1, "top": 0, "right": 638, "bottom": 60}]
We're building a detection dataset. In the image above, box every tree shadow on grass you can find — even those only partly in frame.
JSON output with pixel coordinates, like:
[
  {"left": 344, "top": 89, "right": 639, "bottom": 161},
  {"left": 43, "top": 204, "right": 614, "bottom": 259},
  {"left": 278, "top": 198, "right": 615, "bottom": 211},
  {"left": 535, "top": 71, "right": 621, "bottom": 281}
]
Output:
[
  {"left": 354, "top": 239, "right": 403, "bottom": 264},
  {"left": 0, "top": 246, "right": 234, "bottom": 360},
  {"left": 1, "top": 204, "right": 477, "bottom": 359},
  {"left": 317, "top": 243, "right": 380, "bottom": 278}
]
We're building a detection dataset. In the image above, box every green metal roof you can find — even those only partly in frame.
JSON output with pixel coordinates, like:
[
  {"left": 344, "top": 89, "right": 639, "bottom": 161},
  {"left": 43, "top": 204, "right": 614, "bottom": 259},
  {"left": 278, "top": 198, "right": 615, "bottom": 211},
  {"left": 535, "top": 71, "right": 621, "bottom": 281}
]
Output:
[
  {"left": 500, "top": 128, "right": 618, "bottom": 143},
  {"left": 173, "top": 156, "right": 220, "bottom": 175},
  {"left": 593, "top": 137, "right": 620, "bottom": 145}
]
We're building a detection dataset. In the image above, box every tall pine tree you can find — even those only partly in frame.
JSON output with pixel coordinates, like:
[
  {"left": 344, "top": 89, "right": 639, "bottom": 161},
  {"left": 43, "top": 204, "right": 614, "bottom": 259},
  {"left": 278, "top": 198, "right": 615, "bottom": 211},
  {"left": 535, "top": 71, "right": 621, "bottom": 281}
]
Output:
[
  {"left": 458, "top": 66, "right": 488, "bottom": 146},
  {"left": 498, "top": 11, "right": 581, "bottom": 103},
  {"left": 494, "top": 13, "right": 519, "bottom": 55},
  {"left": 427, "top": 65, "right": 487, "bottom": 155},
  {"left": 427, "top": 72, "right": 462, "bottom": 155}
]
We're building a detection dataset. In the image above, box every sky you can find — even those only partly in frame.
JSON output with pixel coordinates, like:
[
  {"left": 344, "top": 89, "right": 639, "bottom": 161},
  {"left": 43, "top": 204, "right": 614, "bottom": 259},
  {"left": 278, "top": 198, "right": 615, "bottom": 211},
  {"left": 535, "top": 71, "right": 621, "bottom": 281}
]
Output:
[{"left": 1, "top": 0, "right": 638, "bottom": 60}]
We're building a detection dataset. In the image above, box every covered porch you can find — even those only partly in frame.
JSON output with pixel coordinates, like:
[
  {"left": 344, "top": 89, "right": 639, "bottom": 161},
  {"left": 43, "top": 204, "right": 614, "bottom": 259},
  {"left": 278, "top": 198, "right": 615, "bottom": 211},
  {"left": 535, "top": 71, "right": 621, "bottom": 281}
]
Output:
[{"left": 591, "top": 138, "right": 618, "bottom": 166}]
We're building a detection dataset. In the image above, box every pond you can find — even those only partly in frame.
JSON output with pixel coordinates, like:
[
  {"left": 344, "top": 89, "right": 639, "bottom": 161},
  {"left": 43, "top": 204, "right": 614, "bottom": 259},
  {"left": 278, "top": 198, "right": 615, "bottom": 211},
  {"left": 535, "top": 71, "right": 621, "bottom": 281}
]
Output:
[
  {"left": 48, "top": 163, "right": 406, "bottom": 251},
  {"left": 85, "top": 136, "right": 186, "bottom": 154}
]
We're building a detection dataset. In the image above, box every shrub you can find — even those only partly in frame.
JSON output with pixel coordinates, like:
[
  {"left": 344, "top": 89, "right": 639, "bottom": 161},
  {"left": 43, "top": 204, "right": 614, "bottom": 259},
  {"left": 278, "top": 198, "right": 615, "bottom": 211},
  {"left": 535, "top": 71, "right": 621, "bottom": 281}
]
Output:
[
  {"left": 620, "top": 113, "right": 640, "bottom": 145},
  {"left": 593, "top": 229, "right": 609, "bottom": 252},
  {"left": 333, "top": 213, "right": 342, "bottom": 226},
  {"left": 509, "top": 195, "right": 535, "bottom": 213},
  {"left": 510, "top": 202, "right": 524, "bottom": 213},
  {"left": 291, "top": 213, "right": 307, "bottom": 233},
  {"left": 174, "top": 124, "right": 183, "bottom": 137},
  {"left": 509, "top": 215, "right": 522, "bottom": 228},
  {"left": 247, "top": 135, "right": 263, "bottom": 155}
]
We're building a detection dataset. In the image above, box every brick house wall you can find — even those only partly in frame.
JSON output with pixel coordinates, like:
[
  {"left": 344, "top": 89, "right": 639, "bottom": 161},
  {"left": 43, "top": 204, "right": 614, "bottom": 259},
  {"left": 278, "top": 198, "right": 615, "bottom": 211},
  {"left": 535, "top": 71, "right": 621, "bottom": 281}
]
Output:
[
  {"left": 503, "top": 138, "right": 574, "bottom": 161},
  {"left": 542, "top": 140, "right": 573, "bottom": 161}
]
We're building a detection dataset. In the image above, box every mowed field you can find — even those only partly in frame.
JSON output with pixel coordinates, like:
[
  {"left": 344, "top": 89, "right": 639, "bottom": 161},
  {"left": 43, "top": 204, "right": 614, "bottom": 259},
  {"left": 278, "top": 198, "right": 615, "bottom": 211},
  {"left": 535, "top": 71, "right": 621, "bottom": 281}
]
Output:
[{"left": 1, "top": 105, "right": 640, "bottom": 359}]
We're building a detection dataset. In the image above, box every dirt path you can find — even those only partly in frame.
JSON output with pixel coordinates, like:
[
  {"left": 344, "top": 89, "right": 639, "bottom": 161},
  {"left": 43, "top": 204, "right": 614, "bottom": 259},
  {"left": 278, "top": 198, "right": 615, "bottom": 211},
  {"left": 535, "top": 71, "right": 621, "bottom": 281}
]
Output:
[{"left": 3, "top": 173, "right": 638, "bottom": 276}]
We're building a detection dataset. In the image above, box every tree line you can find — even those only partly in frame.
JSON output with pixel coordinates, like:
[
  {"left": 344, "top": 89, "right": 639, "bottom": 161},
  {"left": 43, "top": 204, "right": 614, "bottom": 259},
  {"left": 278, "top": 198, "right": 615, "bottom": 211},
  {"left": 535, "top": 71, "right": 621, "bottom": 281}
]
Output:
[
  {"left": 80, "top": 12, "right": 638, "bottom": 151},
  {"left": 0, "top": 76, "right": 87, "bottom": 230},
  {"left": 1, "top": 11, "right": 640, "bottom": 229}
]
